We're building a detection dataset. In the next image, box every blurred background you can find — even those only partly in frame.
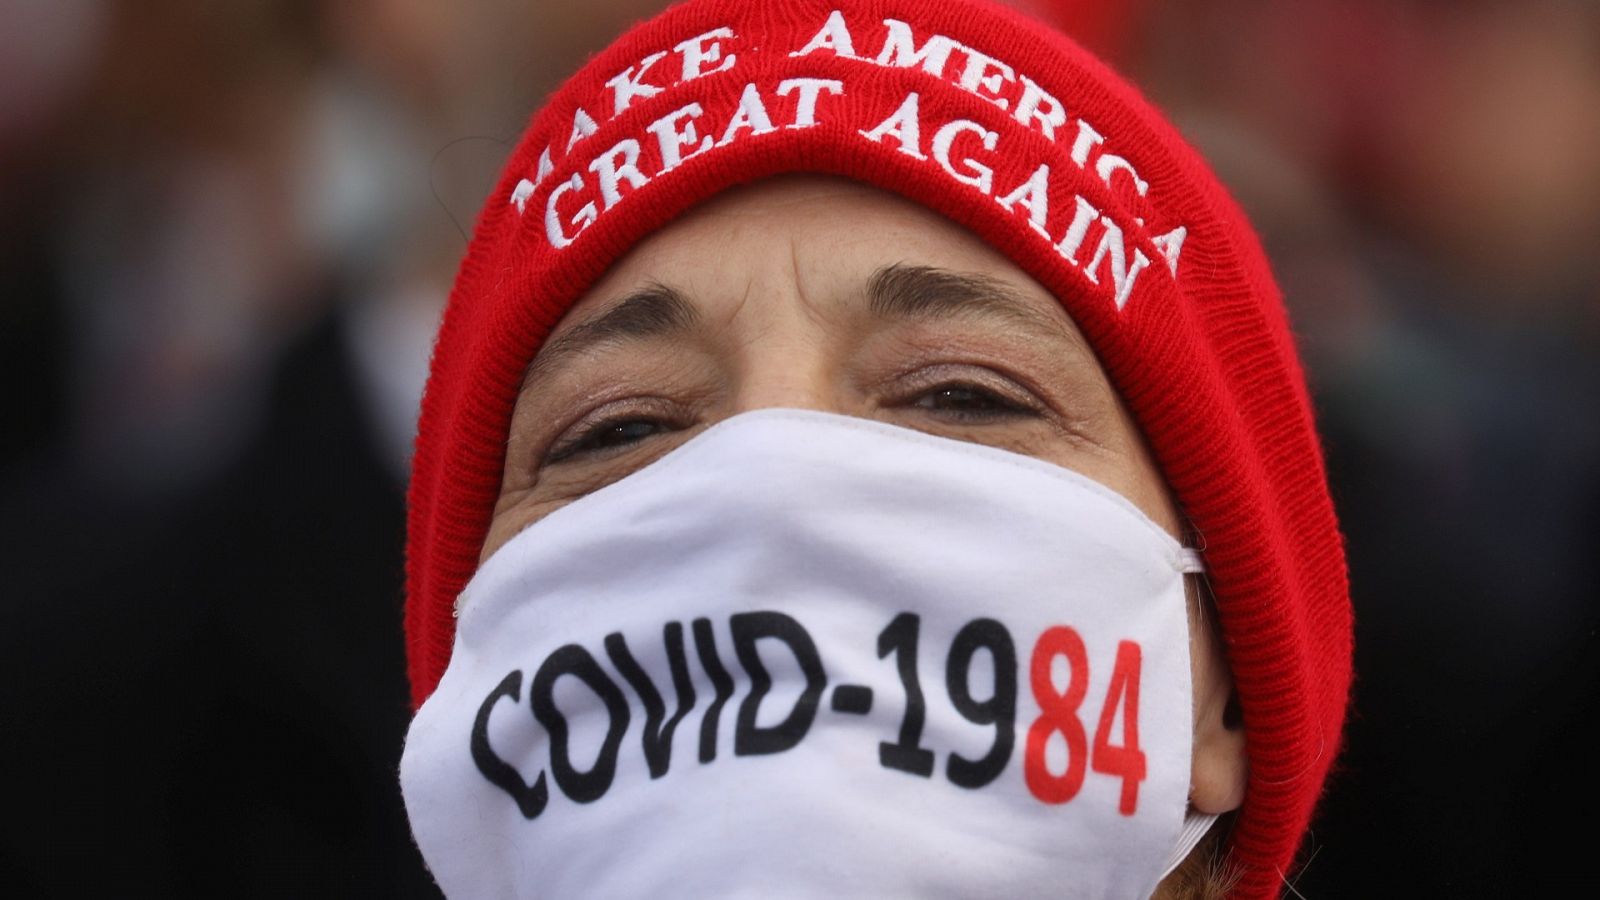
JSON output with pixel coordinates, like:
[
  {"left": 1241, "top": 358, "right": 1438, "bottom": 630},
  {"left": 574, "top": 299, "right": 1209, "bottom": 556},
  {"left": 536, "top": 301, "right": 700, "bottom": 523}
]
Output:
[{"left": 1, "top": 0, "right": 1595, "bottom": 895}]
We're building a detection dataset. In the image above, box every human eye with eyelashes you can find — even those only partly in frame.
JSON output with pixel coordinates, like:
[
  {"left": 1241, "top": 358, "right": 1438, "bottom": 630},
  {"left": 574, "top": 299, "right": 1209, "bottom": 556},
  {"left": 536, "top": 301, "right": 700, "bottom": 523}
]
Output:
[
  {"left": 911, "top": 382, "right": 1035, "bottom": 418},
  {"left": 538, "top": 362, "right": 1052, "bottom": 466},
  {"left": 886, "top": 363, "right": 1047, "bottom": 423},
  {"left": 543, "top": 399, "right": 692, "bottom": 465}
]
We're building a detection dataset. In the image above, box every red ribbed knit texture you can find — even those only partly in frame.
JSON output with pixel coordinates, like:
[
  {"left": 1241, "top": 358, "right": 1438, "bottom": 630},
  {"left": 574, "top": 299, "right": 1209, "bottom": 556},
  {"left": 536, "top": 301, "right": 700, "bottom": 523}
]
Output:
[{"left": 403, "top": 2, "right": 1352, "bottom": 896}]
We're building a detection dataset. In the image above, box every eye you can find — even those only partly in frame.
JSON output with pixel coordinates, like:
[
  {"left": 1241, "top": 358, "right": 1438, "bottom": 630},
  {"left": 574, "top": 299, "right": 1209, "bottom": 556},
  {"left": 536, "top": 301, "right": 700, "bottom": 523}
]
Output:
[
  {"left": 914, "top": 383, "right": 1028, "bottom": 416},
  {"left": 545, "top": 415, "right": 677, "bottom": 464},
  {"left": 901, "top": 371, "right": 1041, "bottom": 423}
]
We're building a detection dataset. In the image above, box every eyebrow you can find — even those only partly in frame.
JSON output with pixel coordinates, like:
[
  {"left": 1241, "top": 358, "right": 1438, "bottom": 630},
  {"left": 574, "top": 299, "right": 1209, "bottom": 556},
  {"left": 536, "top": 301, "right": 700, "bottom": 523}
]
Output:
[
  {"left": 522, "top": 282, "right": 700, "bottom": 388},
  {"left": 521, "top": 263, "right": 1084, "bottom": 389},
  {"left": 866, "top": 263, "right": 1081, "bottom": 347}
]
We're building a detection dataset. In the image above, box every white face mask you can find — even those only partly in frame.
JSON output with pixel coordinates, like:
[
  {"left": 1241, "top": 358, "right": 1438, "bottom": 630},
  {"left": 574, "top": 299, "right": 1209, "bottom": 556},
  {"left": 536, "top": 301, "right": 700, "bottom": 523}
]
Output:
[{"left": 401, "top": 409, "right": 1214, "bottom": 899}]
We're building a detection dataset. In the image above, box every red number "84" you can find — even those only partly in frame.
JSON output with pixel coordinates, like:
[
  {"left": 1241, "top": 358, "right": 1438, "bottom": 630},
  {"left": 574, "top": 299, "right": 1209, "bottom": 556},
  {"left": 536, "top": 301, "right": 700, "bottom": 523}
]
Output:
[{"left": 1024, "top": 627, "right": 1146, "bottom": 815}]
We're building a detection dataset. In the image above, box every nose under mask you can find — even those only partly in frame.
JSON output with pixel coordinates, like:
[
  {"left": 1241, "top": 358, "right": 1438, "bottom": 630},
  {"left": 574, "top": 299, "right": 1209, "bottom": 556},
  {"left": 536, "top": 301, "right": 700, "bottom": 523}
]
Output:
[{"left": 401, "top": 409, "right": 1213, "bottom": 899}]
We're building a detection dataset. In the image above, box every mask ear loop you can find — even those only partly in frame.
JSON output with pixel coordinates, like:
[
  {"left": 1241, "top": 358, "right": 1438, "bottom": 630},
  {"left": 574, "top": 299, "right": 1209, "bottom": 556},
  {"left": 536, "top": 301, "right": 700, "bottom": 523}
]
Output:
[
  {"left": 1159, "top": 541, "right": 1219, "bottom": 882},
  {"left": 1157, "top": 810, "right": 1222, "bottom": 882}
]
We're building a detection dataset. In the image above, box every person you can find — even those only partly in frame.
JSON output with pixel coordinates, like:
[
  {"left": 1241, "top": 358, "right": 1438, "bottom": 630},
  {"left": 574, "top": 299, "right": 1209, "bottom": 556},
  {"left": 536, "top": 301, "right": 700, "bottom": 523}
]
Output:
[{"left": 396, "top": 1, "right": 1351, "bottom": 898}]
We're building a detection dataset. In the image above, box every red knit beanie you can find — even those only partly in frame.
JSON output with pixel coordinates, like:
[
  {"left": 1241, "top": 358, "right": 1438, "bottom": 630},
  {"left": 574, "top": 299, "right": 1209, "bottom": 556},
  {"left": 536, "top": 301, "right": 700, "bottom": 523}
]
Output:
[{"left": 404, "top": 1, "right": 1352, "bottom": 895}]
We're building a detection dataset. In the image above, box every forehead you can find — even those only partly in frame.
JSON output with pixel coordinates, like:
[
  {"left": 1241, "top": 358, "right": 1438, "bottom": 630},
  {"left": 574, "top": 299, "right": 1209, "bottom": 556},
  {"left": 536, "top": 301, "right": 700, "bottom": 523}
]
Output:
[{"left": 559, "top": 174, "right": 1069, "bottom": 325}]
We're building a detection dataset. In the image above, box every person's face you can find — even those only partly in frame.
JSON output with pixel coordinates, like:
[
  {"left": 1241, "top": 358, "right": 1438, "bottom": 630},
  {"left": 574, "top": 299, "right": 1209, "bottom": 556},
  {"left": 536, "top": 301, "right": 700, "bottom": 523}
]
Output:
[{"left": 486, "top": 174, "right": 1245, "bottom": 819}]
